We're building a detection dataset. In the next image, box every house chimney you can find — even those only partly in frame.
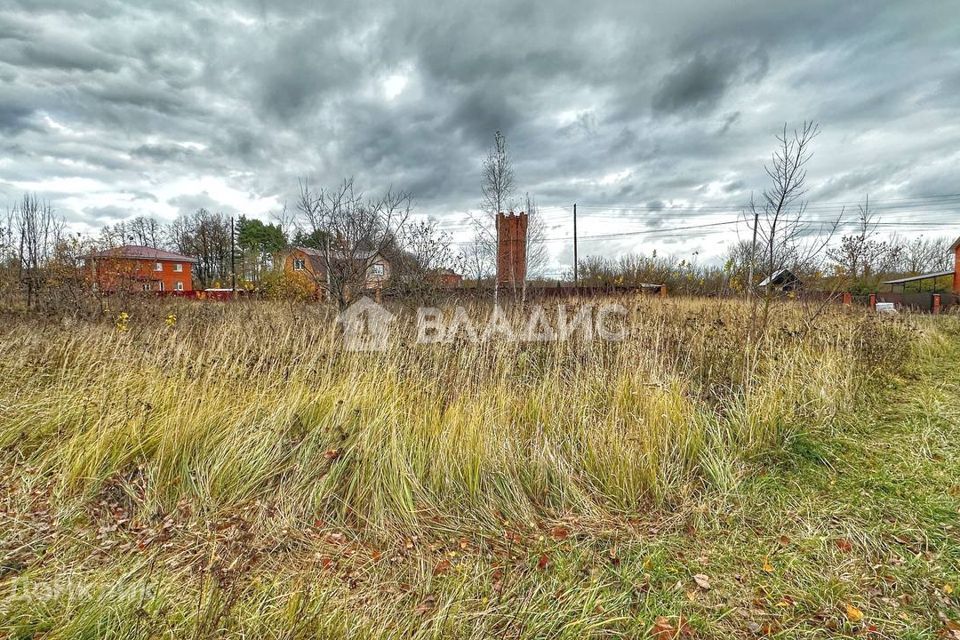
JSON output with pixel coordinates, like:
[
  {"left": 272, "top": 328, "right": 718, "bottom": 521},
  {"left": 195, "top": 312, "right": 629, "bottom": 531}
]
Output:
[{"left": 496, "top": 211, "right": 528, "bottom": 288}]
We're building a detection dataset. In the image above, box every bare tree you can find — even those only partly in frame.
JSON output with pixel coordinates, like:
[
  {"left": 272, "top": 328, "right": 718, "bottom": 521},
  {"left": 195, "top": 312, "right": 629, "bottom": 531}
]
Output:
[
  {"left": 749, "top": 122, "right": 838, "bottom": 330},
  {"left": 10, "top": 194, "right": 64, "bottom": 309},
  {"left": 296, "top": 178, "right": 411, "bottom": 308},
  {"left": 169, "top": 209, "right": 232, "bottom": 288},
  {"left": 393, "top": 219, "right": 463, "bottom": 295},
  {"left": 477, "top": 130, "right": 517, "bottom": 301},
  {"left": 894, "top": 234, "right": 954, "bottom": 274},
  {"left": 481, "top": 130, "right": 515, "bottom": 218},
  {"left": 128, "top": 216, "right": 163, "bottom": 248},
  {"left": 463, "top": 226, "right": 494, "bottom": 285},
  {"left": 827, "top": 197, "right": 905, "bottom": 291},
  {"left": 523, "top": 193, "right": 548, "bottom": 278}
]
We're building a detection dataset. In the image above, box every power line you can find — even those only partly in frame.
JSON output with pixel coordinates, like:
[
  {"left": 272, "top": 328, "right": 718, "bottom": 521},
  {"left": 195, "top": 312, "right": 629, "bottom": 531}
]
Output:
[{"left": 570, "top": 192, "right": 960, "bottom": 212}]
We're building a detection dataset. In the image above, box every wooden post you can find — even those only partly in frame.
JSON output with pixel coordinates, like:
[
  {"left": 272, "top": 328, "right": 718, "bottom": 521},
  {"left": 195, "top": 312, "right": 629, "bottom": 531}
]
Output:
[
  {"left": 842, "top": 292, "right": 852, "bottom": 306},
  {"left": 932, "top": 293, "right": 941, "bottom": 315},
  {"left": 869, "top": 293, "right": 876, "bottom": 309}
]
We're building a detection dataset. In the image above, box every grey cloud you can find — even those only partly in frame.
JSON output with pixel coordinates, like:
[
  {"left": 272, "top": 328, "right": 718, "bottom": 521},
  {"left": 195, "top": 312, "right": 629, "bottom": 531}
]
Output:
[
  {"left": 85, "top": 204, "right": 132, "bottom": 223},
  {"left": 0, "top": 103, "right": 35, "bottom": 133},
  {"left": 131, "top": 143, "right": 198, "bottom": 163},
  {"left": 168, "top": 192, "right": 236, "bottom": 217},
  {"left": 652, "top": 47, "right": 767, "bottom": 116},
  {"left": 652, "top": 53, "right": 734, "bottom": 115},
  {"left": 20, "top": 40, "right": 119, "bottom": 72}
]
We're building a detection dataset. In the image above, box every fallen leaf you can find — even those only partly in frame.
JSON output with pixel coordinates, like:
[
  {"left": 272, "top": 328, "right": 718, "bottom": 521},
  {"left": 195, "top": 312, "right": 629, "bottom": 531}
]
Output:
[
  {"left": 414, "top": 596, "right": 435, "bottom": 615},
  {"left": 693, "top": 573, "right": 711, "bottom": 590},
  {"left": 323, "top": 449, "right": 340, "bottom": 460},
  {"left": 834, "top": 538, "right": 853, "bottom": 553},
  {"left": 651, "top": 615, "right": 693, "bottom": 639},
  {"left": 537, "top": 552, "right": 550, "bottom": 570},
  {"left": 944, "top": 583, "right": 954, "bottom": 595},
  {"left": 762, "top": 557, "right": 774, "bottom": 574},
  {"left": 844, "top": 603, "right": 864, "bottom": 623},
  {"left": 433, "top": 558, "right": 451, "bottom": 575},
  {"left": 650, "top": 616, "right": 675, "bottom": 639},
  {"left": 608, "top": 548, "right": 621, "bottom": 566},
  {"left": 550, "top": 525, "right": 570, "bottom": 541}
]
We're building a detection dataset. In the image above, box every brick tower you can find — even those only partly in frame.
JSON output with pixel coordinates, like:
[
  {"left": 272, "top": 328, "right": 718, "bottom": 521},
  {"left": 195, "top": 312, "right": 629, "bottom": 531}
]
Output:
[
  {"left": 952, "top": 237, "right": 960, "bottom": 294},
  {"left": 496, "top": 211, "right": 528, "bottom": 288}
]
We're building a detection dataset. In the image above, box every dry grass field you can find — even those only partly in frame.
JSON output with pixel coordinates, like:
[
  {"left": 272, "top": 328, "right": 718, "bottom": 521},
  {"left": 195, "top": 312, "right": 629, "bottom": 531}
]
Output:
[{"left": 0, "top": 297, "right": 957, "bottom": 638}]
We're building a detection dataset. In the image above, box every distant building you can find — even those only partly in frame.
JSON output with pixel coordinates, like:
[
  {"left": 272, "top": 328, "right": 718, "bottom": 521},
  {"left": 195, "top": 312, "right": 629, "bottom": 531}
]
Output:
[
  {"left": 433, "top": 268, "right": 463, "bottom": 288},
  {"left": 85, "top": 245, "right": 197, "bottom": 293},
  {"left": 758, "top": 268, "right": 803, "bottom": 292},
  {"left": 281, "top": 246, "right": 391, "bottom": 296}
]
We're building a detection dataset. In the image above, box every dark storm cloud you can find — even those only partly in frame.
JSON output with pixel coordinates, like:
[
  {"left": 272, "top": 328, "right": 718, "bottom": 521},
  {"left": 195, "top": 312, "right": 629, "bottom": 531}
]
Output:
[
  {"left": 0, "top": 103, "right": 35, "bottom": 133},
  {"left": 0, "top": 0, "right": 958, "bottom": 265},
  {"left": 652, "top": 53, "right": 735, "bottom": 115}
]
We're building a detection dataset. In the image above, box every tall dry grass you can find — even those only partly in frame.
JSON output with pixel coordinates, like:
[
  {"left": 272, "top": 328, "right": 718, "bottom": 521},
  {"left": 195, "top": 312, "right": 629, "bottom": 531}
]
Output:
[{"left": 0, "top": 297, "right": 914, "bottom": 533}]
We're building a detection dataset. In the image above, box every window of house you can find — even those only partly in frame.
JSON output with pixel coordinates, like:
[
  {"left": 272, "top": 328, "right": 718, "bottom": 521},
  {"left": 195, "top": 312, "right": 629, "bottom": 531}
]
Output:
[
  {"left": 174, "top": 263, "right": 183, "bottom": 272},
  {"left": 142, "top": 283, "right": 151, "bottom": 291},
  {"left": 293, "top": 258, "right": 306, "bottom": 271},
  {"left": 154, "top": 262, "right": 163, "bottom": 272},
  {"left": 175, "top": 281, "right": 184, "bottom": 291},
  {"left": 371, "top": 263, "right": 385, "bottom": 276}
]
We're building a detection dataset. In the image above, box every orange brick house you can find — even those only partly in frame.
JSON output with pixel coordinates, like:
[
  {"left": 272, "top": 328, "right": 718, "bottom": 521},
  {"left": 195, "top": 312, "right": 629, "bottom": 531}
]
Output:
[
  {"left": 85, "top": 245, "right": 198, "bottom": 293},
  {"left": 281, "top": 246, "right": 391, "bottom": 296}
]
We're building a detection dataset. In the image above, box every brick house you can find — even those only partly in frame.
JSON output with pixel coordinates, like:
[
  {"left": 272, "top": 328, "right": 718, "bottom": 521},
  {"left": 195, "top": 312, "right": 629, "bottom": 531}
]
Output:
[
  {"left": 433, "top": 268, "right": 463, "bottom": 288},
  {"left": 281, "top": 246, "right": 391, "bottom": 296},
  {"left": 85, "top": 245, "right": 198, "bottom": 293}
]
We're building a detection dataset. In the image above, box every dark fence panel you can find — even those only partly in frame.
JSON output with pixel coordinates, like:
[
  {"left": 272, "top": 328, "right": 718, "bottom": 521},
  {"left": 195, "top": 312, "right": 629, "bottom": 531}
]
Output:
[
  {"left": 384, "top": 284, "right": 664, "bottom": 304},
  {"left": 875, "top": 292, "right": 933, "bottom": 311}
]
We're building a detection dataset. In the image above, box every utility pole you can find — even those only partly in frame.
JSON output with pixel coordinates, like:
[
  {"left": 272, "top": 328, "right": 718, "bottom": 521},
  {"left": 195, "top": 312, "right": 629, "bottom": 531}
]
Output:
[
  {"left": 747, "top": 207, "right": 759, "bottom": 299},
  {"left": 573, "top": 203, "right": 578, "bottom": 288},
  {"left": 230, "top": 216, "right": 236, "bottom": 293}
]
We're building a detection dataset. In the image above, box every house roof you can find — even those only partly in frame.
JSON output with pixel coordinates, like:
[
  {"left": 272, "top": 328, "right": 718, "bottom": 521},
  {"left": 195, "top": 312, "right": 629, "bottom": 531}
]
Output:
[
  {"left": 882, "top": 270, "right": 956, "bottom": 285},
  {"left": 87, "top": 245, "right": 198, "bottom": 263},
  {"left": 758, "top": 268, "right": 801, "bottom": 287},
  {"left": 951, "top": 236, "right": 960, "bottom": 251}
]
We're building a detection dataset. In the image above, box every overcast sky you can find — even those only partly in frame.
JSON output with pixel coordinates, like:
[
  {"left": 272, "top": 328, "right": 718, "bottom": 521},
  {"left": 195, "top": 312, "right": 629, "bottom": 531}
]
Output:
[{"left": 2, "top": 0, "right": 959, "bottom": 272}]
